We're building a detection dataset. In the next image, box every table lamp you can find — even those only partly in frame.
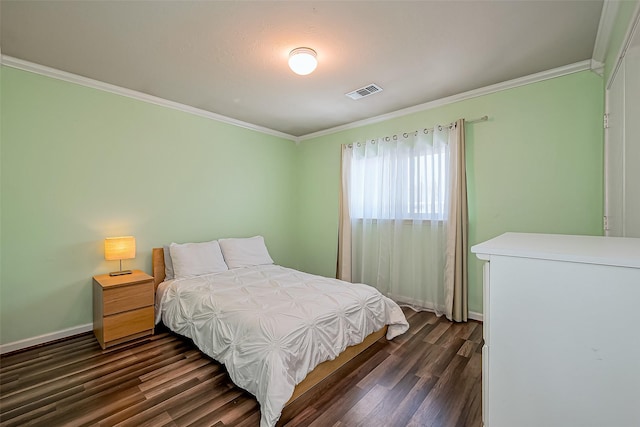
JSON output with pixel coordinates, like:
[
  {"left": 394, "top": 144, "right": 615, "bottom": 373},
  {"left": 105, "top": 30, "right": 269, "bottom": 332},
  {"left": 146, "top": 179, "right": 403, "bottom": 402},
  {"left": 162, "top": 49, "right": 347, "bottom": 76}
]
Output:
[{"left": 104, "top": 236, "right": 135, "bottom": 276}]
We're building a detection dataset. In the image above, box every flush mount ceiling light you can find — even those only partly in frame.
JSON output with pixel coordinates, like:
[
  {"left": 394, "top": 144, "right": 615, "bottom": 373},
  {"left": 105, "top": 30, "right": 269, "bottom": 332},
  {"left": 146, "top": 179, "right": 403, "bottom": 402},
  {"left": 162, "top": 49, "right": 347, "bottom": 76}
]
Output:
[{"left": 288, "top": 47, "right": 317, "bottom": 76}]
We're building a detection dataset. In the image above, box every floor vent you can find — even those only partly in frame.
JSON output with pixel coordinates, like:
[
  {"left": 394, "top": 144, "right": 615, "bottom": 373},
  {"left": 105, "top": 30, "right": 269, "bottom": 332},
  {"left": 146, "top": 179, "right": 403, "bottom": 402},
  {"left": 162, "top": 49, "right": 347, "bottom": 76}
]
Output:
[{"left": 346, "top": 83, "right": 383, "bottom": 100}]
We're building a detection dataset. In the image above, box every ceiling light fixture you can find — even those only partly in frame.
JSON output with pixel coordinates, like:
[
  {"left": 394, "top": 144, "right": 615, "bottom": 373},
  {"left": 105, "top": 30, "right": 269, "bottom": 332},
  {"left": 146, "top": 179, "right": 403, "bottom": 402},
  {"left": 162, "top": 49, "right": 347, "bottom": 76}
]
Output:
[{"left": 288, "top": 47, "right": 317, "bottom": 76}]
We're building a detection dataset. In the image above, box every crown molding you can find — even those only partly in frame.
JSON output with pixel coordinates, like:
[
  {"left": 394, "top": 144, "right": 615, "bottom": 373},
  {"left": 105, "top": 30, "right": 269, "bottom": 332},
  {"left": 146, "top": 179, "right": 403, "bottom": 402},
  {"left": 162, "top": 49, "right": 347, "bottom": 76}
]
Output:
[
  {"left": 298, "top": 60, "right": 592, "bottom": 142},
  {"left": 590, "top": 59, "right": 605, "bottom": 76},
  {"left": 0, "top": 55, "right": 298, "bottom": 142},
  {"left": 1, "top": 55, "right": 591, "bottom": 145},
  {"left": 593, "top": 0, "right": 621, "bottom": 63}
]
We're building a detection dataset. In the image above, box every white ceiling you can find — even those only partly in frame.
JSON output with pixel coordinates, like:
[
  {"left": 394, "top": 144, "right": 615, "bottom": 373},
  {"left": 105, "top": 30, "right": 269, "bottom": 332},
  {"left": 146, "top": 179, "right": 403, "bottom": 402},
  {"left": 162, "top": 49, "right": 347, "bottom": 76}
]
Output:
[{"left": 1, "top": 0, "right": 604, "bottom": 138}]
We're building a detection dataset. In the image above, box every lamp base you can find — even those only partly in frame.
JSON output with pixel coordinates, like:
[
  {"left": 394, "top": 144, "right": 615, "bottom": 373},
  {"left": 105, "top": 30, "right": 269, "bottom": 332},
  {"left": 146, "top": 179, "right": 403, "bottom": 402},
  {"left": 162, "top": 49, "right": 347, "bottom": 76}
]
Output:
[{"left": 109, "top": 270, "right": 133, "bottom": 277}]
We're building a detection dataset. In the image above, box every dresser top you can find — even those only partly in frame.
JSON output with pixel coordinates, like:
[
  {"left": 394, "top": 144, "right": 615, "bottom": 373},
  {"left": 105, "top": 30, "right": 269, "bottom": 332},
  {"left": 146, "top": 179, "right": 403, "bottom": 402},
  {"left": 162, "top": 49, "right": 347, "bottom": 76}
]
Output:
[{"left": 471, "top": 233, "right": 640, "bottom": 268}]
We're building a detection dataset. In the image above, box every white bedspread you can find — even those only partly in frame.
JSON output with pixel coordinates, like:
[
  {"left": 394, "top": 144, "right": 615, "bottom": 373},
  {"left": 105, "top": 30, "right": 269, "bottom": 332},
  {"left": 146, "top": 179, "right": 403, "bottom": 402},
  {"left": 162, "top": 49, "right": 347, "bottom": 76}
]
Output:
[{"left": 157, "top": 264, "right": 409, "bottom": 427}]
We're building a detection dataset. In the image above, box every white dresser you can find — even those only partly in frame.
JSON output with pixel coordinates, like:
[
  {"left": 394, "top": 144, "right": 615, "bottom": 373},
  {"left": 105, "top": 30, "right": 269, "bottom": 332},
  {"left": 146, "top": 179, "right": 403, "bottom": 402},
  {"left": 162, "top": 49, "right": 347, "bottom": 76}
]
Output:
[{"left": 471, "top": 233, "right": 640, "bottom": 427}]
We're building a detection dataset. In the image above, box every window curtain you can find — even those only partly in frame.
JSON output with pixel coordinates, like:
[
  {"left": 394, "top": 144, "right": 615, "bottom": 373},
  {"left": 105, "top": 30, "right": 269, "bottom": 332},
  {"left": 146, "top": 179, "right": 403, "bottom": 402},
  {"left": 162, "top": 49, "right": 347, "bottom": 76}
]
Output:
[
  {"left": 444, "top": 119, "right": 468, "bottom": 321},
  {"left": 337, "top": 147, "right": 352, "bottom": 282},
  {"left": 338, "top": 119, "right": 468, "bottom": 321}
]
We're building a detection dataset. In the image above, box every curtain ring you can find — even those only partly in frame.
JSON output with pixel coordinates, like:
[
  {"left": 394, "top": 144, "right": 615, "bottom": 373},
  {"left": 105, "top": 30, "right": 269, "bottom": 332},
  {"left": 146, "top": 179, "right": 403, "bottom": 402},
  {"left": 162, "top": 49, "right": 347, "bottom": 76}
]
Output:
[
  {"left": 393, "top": 135, "right": 398, "bottom": 140},
  {"left": 347, "top": 143, "right": 353, "bottom": 148},
  {"left": 356, "top": 142, "right": 361, "bottom": 147},
  {"left": 371, "top": 139, "right": 376, "bottom": 144},
  {"left": 385, "top": 136, "right": 390, "bottom": 142},
  {"left": 437, "top": 125, "right": 443, "bottom": 131},
  {"left": 402, "top": 132, "right": 409, "bottom": 138},
  {"left": 423, "top": 129, "right": 429, "bottom": 134}
]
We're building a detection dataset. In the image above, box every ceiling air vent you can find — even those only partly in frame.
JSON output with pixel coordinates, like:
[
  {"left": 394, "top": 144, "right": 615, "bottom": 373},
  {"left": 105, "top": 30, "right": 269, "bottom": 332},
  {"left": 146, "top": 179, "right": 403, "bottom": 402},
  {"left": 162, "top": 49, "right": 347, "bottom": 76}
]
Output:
[{"left": 346, "top": 83, "right": 383, "bottom": 100}]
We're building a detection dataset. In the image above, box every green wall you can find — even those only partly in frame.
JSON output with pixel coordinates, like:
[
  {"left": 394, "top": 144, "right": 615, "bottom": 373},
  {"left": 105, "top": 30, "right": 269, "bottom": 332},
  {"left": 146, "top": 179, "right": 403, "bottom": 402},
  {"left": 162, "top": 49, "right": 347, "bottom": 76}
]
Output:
[
  {"left": 0, "top": 64, "right": 606, "bottom": 346},
  {"left": 295, "top": 71, "right": 604, "bottom": 314},
  {"left": 0, "top": 67, "right": 297, "bottom": 345}
]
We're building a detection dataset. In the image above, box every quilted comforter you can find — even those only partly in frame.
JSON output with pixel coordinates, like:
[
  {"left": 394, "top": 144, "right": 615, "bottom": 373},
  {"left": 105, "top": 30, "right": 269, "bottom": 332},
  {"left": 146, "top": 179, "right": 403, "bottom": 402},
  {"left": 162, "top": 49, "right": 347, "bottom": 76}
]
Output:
[{"left": 156, "top": 264, "right": 409, "bottom": 427}]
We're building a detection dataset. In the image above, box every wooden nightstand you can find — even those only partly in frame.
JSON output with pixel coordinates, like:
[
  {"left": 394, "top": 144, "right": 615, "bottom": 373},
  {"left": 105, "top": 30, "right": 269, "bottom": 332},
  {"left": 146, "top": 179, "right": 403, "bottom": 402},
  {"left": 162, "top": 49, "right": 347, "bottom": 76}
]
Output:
[{"left": 92, "top": 270, "right": 155, "bottom": 349}]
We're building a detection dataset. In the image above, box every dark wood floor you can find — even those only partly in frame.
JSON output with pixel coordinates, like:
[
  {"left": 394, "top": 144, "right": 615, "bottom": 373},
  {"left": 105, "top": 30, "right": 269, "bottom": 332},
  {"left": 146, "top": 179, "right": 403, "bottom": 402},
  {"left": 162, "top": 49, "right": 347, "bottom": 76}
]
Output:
[{"left": 0, "top": 308, "right": 482, "bottom": 427}]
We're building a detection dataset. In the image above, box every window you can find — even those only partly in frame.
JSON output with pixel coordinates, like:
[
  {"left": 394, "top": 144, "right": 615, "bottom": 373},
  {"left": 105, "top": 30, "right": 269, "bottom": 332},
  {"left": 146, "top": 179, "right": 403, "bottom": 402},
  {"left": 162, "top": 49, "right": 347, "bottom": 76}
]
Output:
[
  {"left": 349, "top": 139, "right": 449, "bottom": 221},
  {"left": 339, "top": 122, "right": 466, "bottom": 320}
]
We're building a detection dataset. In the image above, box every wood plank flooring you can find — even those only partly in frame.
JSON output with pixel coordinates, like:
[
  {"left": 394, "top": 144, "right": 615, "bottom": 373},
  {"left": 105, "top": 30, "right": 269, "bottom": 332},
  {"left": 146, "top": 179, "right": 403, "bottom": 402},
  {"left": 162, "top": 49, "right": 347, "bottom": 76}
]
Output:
[{"left": 0, "top": 308, "right": 482, "bottom": 427}]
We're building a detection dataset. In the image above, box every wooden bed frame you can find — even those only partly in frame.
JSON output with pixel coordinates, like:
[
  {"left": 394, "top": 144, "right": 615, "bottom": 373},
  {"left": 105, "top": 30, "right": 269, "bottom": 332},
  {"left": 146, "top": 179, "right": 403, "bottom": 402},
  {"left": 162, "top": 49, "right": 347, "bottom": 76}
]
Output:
[{"left": 151, "top": 248, "right": 387, "bottom": 420}]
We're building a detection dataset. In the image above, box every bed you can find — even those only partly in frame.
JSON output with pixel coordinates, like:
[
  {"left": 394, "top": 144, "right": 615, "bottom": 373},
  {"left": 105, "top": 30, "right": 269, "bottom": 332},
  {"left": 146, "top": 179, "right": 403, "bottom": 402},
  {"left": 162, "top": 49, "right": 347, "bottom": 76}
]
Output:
[{"left": 152, "top": 237, "right": 409, "bottom": 427}]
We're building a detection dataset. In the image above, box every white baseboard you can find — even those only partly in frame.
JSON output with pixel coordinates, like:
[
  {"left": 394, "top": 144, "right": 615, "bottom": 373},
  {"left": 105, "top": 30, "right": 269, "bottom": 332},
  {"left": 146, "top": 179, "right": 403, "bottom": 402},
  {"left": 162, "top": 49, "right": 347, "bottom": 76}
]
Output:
[
  {"left": 468, "top": 311, "right": 484, "bottom": 322},
  {"left": 393, "top": 295, "right": 484, "bottom": 322},
  {"left": 0, "top": 323, "right": 93, "bottom": 355},
  {"left": 0, "top": 310, "right": 482, "bottom": 355}
]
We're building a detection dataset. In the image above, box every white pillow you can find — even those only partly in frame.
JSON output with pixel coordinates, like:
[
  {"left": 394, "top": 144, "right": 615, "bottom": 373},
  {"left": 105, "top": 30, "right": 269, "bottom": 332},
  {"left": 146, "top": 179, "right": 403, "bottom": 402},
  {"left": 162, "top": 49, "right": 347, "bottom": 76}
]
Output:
[
  {"left": 218, "top": 236, "right": 274, "bottom": 269},
  {"left": 169, "top": 240, "right": 228, "bottom": 279},
  {"left": 163, "top": 245, "right": 175, "bottom": 280}
]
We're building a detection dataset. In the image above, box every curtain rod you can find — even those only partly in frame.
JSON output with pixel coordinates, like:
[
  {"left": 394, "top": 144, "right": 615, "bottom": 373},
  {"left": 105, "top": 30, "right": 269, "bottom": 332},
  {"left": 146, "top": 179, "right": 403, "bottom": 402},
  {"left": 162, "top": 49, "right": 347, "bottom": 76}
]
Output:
[
  {"left": 466, "top": 115, "right": 488, "bottom": 124},
  {"left": 419, "top": 115, "right": 489, "bottom": 133},
  {"left": 434, "top": 114, "right": 489, "bottom": 129},
  {"left": 350, "top": 115, "right": 489, "bottom": 146},
  {"left": 421, "top": 115, "right": 489, "bottom": 133},
  {"left": 426, "top": 114, "right": 489, "bottom": 131}
]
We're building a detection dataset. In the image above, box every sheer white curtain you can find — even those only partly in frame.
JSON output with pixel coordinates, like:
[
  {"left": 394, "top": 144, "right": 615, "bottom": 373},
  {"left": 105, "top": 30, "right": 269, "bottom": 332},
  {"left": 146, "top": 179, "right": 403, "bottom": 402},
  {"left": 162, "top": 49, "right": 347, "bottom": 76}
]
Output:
[{"left": 339, "top": 123, "right": 466, "bottom": 319}]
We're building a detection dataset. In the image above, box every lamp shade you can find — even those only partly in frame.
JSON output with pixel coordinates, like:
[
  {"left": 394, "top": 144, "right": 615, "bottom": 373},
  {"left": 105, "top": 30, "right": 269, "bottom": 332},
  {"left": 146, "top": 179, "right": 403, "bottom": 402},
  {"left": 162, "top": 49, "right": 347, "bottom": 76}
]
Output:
[
  {"left": 104, "top": 236, "right": 136, "bottom": 261},
  {"left": 288, "top": 47, "right": 317, "bottom": 75}
]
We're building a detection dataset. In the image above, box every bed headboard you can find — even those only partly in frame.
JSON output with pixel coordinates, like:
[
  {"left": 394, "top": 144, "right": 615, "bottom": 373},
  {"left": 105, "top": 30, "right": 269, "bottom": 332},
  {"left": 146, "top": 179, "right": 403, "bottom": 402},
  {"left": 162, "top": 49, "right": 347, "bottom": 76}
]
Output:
[{"left": 152, "top": 247, "right": 166, "bottom": 290}]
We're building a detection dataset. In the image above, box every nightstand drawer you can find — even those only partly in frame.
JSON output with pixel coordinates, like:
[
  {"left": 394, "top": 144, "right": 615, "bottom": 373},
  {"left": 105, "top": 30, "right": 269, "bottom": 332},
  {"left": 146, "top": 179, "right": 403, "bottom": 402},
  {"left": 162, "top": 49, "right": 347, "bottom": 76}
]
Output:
[
  {"left": 102, "top": 306, "right": 154, "bottom": 342},
  {"left": 103, "top": 281, "right": 154, "bottom": 315},
  {"left": 93, "top": 270, "right": 155, "bottom": 349}
]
